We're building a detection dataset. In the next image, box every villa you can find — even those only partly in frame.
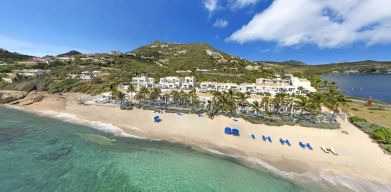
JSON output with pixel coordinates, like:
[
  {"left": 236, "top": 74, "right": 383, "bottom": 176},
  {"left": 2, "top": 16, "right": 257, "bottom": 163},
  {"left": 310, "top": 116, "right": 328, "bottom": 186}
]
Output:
[
  {"left": 11, "top": 69, "right": 50, "bottom": 78},
  {"left": 132, "top": 76, "right": 155, "bottom": 89},
  {"left": 159, "top": 76, "right": 196, "bottom": 90},
  {"left": 67, "top": 70, "right": 101, "bottom": 80}
]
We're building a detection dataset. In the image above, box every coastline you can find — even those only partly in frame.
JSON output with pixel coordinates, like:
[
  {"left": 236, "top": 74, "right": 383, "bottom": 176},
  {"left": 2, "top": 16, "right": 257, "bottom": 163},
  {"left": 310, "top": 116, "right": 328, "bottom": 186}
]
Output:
[{"left": 4, "top": 92, "right": 391, "bottom": 192}]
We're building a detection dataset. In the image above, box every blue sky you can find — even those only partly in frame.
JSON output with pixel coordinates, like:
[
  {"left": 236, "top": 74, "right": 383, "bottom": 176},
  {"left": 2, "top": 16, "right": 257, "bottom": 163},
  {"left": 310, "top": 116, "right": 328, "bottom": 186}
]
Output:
[{"left": 1, "top": 0, "right": 391, "bottom": 64}]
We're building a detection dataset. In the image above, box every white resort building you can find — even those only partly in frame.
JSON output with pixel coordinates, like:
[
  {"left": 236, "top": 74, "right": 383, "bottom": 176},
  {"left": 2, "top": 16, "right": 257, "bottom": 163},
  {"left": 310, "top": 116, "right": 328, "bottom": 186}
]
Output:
[{"left": 131, "top": 76, "right": 155, "bottom": 89}]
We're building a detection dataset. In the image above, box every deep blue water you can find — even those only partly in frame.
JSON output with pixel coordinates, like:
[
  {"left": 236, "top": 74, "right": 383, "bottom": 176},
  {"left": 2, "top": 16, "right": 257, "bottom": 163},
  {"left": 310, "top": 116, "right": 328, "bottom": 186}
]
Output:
[{"left": 322, "top": 74, "right": 391, "bottom": 103}]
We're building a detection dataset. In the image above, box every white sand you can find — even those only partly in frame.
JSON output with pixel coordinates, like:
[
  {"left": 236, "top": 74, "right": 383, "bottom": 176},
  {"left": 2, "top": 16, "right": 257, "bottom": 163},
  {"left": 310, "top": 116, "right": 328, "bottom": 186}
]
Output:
[{"left": 9, "top": 93, "right": 391, "bottom": 191}]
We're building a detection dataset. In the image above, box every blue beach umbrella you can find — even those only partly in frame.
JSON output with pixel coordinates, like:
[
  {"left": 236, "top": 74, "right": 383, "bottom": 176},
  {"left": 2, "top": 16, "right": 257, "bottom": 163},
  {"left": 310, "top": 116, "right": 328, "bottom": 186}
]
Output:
[
  {"left": 232, "top": 128, "right": 240, "bottom": 136},
  {"left": 224, "top": 127, "right": 232, "bottom": 134}
]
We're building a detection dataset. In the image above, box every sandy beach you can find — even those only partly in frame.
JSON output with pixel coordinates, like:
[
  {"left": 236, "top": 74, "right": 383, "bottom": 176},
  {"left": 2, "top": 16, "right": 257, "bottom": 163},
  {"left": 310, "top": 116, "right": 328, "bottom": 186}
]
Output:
[{"left": 6, "top": 92, "right": 391, "bottom": 191}]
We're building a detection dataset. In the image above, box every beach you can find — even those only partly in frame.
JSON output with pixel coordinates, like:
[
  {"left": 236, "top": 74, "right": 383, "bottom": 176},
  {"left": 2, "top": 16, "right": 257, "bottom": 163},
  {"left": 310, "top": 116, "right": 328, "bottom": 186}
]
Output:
[{"left": 6, "top": 92, "right": 391, "bottom": 191}]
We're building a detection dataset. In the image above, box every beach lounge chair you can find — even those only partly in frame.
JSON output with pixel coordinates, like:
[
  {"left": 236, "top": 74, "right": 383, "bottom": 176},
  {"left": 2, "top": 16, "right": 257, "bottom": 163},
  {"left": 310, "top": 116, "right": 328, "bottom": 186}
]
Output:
[
  {"left": 279, "top": 138, "right": 285, "bottom": 145},
  {"left": 321, "top": 146, "right": 329, "bottom": 153},
  {"left": 329, "top": 148, "right": 338, "bottom": 155},
  {"left": 306, "top": 143, "right": 313, "bottom": 150},
  {"left": 299, "top": 141, "right": 306, "bottom": 149},
  {"left": 224, "top": 127, "right": 232, "bottom": 135},
  {"left": 285, "top": 139, "right": 291, "bottom": 146},
  {"left": 262, "top": 135, "right": 267, "bottom": 142},
  {"left": 232, "top": 128, "right": 240, "bottom": 136},
  {"left": 267, "top": 136, "right": 272, "bottom": 143},
  {"left": 153, "top": 116, "right": 161, "bottom": 123}
]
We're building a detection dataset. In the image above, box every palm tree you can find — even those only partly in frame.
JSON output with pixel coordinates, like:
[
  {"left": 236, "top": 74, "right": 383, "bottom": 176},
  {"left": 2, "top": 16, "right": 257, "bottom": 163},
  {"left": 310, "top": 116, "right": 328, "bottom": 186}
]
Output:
[
  {"left": 171, "top": 90, "right": 181, "bottom": 107},
  {"left": 112, "top": 90, "right": 125, "bottom": 106},
  {"left": 135, "top": 87, "right": 149, "bottom": 104},
  {"left": 127, "top": 84, "right": 136, "bottom": 103},
  {"left": 325, "top": 88, "right": 346, "bottom": 120},
  {"left": 149, "top": 87, "right": 161, "bottom": 105},
  {"left": 295, "top": 96, "right": 309, "bottom": 116},
  {"left": 235, "top": 92, "right": 249, "bottom": 114},
  {"left": 250, "top": 101, "right": 262, "bottom": 117},
  {"left": 261, "top": 96, "right": 271, "bottom": 113}
]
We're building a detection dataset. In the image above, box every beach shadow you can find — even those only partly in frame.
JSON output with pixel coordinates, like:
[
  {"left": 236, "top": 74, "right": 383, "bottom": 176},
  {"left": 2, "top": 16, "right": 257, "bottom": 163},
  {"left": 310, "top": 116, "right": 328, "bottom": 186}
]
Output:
[
  {"left": 0, "top": 127, "right": 27, "bottom": 141},
  {"left": 38, "top": 146, "right": 72, "bottom": 161}
]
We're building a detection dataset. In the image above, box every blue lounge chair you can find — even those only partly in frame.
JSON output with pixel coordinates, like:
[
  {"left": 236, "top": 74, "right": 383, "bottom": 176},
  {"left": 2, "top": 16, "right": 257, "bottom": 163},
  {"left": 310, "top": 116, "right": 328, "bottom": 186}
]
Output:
[
  {"left": 306, "top": 143, "right": 313, "bottom": 150},
  {"left": 279, "top": 138, "right": 285, "bottom": 145},
  {"left": 267, "top": 136, "right": 272, "bottom": 143},
  {"left": 299, "top": 141, "right": 306, "bottom": 149},
  {"left": 224, "top": 127, "right": 232, "bottom": 135},
  {"left": 262, "top": 135, "right": 267, "bottom": 142},
  {"left": 154, "top": 116, "right": 161, "bottom": 123},
  {"left": 251, "top": 134, "right": 255, "bottom": 140},
  {"left": 285, "top": 139, "right": 291, "bottom": 146},
  {"left": 232, "top": 128, "right": 240, "bottom": 136}
]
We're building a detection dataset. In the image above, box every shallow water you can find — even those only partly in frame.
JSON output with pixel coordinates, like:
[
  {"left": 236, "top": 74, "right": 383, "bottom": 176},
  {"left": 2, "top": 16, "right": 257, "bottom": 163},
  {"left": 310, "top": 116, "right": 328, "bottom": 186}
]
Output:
[{"left": 0, "top": 106, "right": 326, "bottom": 192}]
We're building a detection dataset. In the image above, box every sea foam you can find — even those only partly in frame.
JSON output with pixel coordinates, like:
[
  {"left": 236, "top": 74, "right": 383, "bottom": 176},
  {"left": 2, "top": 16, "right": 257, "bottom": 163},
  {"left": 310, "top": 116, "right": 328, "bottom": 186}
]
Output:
[
  {"left": 38, "top": 110, "right": 146, "bottom": 140},
  {"left": 197, "top": 146, "right": 391, "bottom": 192}
]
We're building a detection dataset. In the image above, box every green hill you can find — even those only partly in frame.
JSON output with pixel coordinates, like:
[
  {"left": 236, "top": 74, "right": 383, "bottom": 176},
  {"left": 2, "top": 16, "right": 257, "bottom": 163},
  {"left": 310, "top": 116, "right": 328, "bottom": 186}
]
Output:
[
  {"left": 257, "top": 60, "right": 391, "bottom": 75},
  {"left": 57, "top": 50, "right": 82, "bottom": 57},
  {"left": 0, "top": 49, "right": 32, "bottom": 63}
]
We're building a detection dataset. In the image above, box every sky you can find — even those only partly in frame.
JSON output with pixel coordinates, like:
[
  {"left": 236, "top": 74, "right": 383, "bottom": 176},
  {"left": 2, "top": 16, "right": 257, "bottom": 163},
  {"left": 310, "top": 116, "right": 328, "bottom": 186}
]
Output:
[{"left": 1, "top": 0, "right": 391, "bottom": 64}]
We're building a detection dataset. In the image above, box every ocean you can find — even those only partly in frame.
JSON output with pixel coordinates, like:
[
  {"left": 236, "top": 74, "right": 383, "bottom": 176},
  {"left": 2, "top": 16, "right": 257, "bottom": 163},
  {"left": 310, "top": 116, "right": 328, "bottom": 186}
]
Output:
[
  {"left": 322, "top": 74, "right": 391, "bottom": 103},
  {"left": 0, "top": 106, "right": 324, "bottom": 192}
]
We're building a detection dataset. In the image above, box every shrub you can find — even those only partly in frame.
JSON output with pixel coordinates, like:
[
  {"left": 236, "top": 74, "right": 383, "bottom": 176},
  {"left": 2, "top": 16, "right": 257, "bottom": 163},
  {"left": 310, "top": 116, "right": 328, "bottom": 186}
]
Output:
[
  {"left": 372, "top": 127, "right": 391, "bottom": 144},
  {"left": 349, "top": 116, "right": 367, "bottom": 123}
]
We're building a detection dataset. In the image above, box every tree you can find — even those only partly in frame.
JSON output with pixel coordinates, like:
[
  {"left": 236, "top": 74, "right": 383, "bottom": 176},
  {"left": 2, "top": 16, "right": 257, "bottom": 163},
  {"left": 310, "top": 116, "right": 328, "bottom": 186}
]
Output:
[
  {"left": 325, "top": 88, "right": 346, "bottom": 121},
  {"left": 135, "top": 87, "right": 149, "bottom": 104},
  {"left": 261, "top": 96, "right": 271, "bottom": 113},
  {"left": 250, "top": 101, "right": 262, "bottom": 117},
  {"left": 127, "top": 84, "right": 136, "bottom": 103},
  {"left": 235, "top": 92, "right": 249, "bottom": 113},
  {"left": 149, "top": 87, "right": 161, "bottom": 104},
  {"left": 112, "top": 90, "right": 125, "bottom": 106},
  {"left": 295, "top": 96, "right": 309, "bottom": 116}
]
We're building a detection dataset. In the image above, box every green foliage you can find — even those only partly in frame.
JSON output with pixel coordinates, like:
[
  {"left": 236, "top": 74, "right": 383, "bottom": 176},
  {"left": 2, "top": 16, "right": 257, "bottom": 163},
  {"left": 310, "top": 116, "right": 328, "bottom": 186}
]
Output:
[
  {"left": 349, "top": 116, "right": 368, "bottom": 123},
  {"left": 372, "top": 128, "right": 391, "bottom": 144}
]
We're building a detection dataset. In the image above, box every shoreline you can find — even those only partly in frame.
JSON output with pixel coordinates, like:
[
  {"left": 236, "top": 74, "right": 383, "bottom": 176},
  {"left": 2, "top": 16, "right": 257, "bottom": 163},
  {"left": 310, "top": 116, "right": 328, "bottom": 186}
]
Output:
[{"left": 3, "top": 93, "right": 391, "bottom": 192}]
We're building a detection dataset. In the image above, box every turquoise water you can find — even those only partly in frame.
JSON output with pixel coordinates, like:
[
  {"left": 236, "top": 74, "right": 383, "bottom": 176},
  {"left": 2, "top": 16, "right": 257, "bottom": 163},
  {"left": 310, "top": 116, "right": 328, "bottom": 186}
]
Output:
[
  {"left": 0, "top": 107, "right": 322, "bottom": 192},
  {"left": 322, "top": 74, "right": 391, "bottom": 103}
]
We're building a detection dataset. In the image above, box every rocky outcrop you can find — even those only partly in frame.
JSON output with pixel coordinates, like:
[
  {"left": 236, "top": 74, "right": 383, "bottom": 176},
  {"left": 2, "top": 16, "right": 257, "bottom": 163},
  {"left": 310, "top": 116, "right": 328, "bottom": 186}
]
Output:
[{"left": 0, "top": 90, "right": 28, "bottom": 104}]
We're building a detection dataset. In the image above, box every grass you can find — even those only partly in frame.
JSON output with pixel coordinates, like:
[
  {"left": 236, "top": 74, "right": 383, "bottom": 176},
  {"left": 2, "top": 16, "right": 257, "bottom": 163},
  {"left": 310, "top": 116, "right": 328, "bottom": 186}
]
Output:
[{"left": 342, "top": 101, "right": 391, "bottom": 129}]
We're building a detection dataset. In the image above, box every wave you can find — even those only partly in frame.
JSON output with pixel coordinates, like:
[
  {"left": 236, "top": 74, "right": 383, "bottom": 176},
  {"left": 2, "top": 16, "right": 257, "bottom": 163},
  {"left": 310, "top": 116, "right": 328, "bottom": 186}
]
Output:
[
  {"left": 38, "top": 110, "right": 147, "bottom": 140},
  {"left": 198, "top": 147, "right": 391, "bottom": 192}
]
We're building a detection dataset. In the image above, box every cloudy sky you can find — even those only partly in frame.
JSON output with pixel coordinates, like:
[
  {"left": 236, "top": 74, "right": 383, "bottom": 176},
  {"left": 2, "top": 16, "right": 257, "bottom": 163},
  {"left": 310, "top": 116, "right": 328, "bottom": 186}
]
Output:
[{"left": 1, "top": 0, "right": 391, "bottom": 64}]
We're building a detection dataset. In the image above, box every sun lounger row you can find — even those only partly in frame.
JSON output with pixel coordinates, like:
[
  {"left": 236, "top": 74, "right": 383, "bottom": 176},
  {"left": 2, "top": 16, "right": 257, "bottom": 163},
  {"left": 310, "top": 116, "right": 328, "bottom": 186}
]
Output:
[
  {"left": 279, "top": 138, "right": 291, "bottom": 146},
  {"left": 224, "top": 127, "right": 240, "bottom": 136},
  {"left": 299, "top": 141, "right": 313, "bottom": 150},
  {"left": 261, "top": 135, "right": 272, "bottom": 143}
]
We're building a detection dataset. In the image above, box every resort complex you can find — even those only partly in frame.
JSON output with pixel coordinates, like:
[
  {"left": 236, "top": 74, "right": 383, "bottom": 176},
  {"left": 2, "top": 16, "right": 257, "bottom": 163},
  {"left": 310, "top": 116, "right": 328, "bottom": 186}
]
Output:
[{"left": 128, "top": 74, "right": 315, "bottom": 95}]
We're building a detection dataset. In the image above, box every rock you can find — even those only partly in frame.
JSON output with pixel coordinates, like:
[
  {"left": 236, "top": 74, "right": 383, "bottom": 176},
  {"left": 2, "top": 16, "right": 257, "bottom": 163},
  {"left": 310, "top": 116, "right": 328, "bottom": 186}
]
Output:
[
  {"left": 0, "top": 90, "right": 28, "bottom": 104},
  {"left": 38, "top": 147, "right": 72, "bottom": 161},
  {"left": 0, "top": 127, "right": 27, "bottom": 141}
]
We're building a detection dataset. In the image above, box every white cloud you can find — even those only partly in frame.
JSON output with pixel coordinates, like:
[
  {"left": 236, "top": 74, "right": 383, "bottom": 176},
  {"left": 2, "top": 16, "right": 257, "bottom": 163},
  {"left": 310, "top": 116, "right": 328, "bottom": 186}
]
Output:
[
  {"left": 203, "top": 0, "right": 218, "bottom": 13},
  {"left": 228, "top": 0, "right": 391, "bottom": 48},
  {"left": 0, "top": 35, "right": 79, "bottom": 56},
  {"left": 213, "top": 19, "right": 229, "bottom": 28},
  {"left": 231, "top": 0, "right": 260, "bottom": 9}
]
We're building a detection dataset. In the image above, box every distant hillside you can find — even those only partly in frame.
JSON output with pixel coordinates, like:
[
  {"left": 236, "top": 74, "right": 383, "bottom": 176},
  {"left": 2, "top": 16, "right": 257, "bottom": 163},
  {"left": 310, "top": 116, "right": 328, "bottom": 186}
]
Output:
[
  {"left": 257, "top": 60, "right": 391, "bottom": 75},
  {"left": 57, "top": 50, "right": 82, "bottom": 57},
  {"left": 129, "top": 41, "right": 252, "bottom": 70},
  {"left": 0, "top": 49, "right": 32, "bottom": 63}
]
